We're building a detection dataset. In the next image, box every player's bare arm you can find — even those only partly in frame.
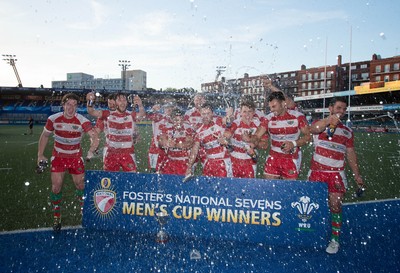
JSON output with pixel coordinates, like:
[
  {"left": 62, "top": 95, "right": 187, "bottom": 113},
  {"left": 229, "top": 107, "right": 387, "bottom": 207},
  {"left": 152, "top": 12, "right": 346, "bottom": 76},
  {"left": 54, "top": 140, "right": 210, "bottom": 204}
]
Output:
[
  {"left": 37, "top": 130, "right": 51, "bottom": 164},
  {"left": 295, "top": 125, "right": 311, "bottom": 147},
  {"left": 178, "top": 136, "right": 195, "bottom": 150},
  {"left": 185, "top": 141, "right": 200, "bottom": 176},
  {"left": 256, "top": 137, "right": 269, "bottom": 150},
  {"left": 243, "top": 126, "right": 266, "bottom": 147},
  {"left": 281, "top": 125, "right": 311, "bottom": 153},
  {"left": 222, "top": 107, "right": 234, "bottom": 127},
  {"left": 158, "top": 134, "right": 171, "bottom": 149},
  {"left": 310, "top": 115, "right": 340, "bottom": 134},
  {"left": 222, "top": 130, "right": 232, "bottom": 141},
  {"left": 87, "top": 128, "right": 100, "bottom": 153},
  {"left": 134, "top": 95, "right": 146, "bottom": 120},
  {"left": 346, "top": 147, "right": 366, "bottom": 189},
  {"left": 86, "top": 92, "right": 103, "bottom": 118}
]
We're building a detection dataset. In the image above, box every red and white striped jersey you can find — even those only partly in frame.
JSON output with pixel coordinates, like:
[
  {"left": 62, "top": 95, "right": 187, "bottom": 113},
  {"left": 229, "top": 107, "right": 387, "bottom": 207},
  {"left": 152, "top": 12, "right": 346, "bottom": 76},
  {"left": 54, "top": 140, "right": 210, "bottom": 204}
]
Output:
[
  {"left": 184, "top": 107, "right": 202, "bottom": 130},
  {"left": 196, "top": 122, "right": 229, "bottom": 160},
  {"left": 95, "top": 110, "right": 116, "bottom": 134},
  {"left": 184, "top": 107, "right": 225, "bottom": 129},
  {"left": 227, "top": 118, "right": 260, "bottom": 160},
  {"left": 310, "top": 122, "right": 354, "bottom": 171},
  {"left": 261, "top": 109, "right": 308, "bottom": 159},
  {"left": 147, "top": 113, "right": 172, "bottom": 152},
  {"left": 99, "top": 110, "right": 140, "bottom": 154},
  {"left": 160, "top": 122, "right": 195, "bottom": 160},
  {"left": 44, "top": 112, "right": 92, "bottom": 158}
]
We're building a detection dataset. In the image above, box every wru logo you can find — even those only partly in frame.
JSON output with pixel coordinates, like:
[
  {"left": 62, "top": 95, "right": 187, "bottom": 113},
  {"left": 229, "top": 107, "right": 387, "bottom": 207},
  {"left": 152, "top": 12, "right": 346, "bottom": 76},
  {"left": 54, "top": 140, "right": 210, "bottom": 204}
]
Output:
[{"left": 291, "top": 196, "right": 319, "bottom": 222}]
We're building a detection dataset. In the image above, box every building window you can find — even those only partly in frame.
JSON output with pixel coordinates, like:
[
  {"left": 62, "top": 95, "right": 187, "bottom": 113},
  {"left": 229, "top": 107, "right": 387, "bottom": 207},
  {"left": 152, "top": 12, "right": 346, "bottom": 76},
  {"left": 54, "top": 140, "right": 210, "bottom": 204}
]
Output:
[
  {"left": 307, "top": 73, "right": 312, "bottom": 80},
  {"left": 314, "top": 82, "right": 319, "bottom": 88},
  {"left": 385, "top": 64, "right": 390, "bottom": 72},
  {"left": 351, "top": 65, "right": 356, "bottom": 70},
  {"left": 291, "top": 73, "right": 296, "bottom": 77},
  {"left": 302, "top": 74, "right": 306, "bottom": 81},
  {"left": 307, "top": 83, "right": 312, "bottom": 89},
  {"left": 384, "top": 75, "right": 390, "bottom": 82},
  {"left": 361, "top": 73, "right": 369, "bottom": 80},
  {"left": 376, "top": 76, "right": 381, "bottom": 81},
  {"left": 352, "top": 74, "right": 358, "bottom": 80},
  {"left": 327, "top": 81, "right": 331, "bottom": 88},
  {"left": 394, "top": 74, "right": 399, "bottom": 80},
  {"left": 361, "top": 64, "right": 368, "bottom": 69},
  {"left": 320, "top": 72, "right": 325, "bottom": 79},
  {"left": 375, "top": 65, "right": 381, "bottom": 73},
  {"left": 314, "top": 72, "right": 319, "bottom": 79},
  {"left": 394, "top": 63, "right": 400, "bottom": 71}
]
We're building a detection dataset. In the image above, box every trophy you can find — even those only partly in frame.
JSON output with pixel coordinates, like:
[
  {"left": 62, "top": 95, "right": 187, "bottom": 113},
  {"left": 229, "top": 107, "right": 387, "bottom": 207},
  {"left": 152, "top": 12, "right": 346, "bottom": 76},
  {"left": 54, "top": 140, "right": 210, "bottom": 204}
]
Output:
[{"left": 155, "top": 211, "right": 169, "bottom": 243}]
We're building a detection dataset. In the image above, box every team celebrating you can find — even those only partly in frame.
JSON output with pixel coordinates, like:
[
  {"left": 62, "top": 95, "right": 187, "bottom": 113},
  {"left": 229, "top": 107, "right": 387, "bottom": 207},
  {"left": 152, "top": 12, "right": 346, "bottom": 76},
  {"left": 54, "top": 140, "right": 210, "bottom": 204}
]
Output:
[{"left": 37, "top": 78, "right": 366, "bottom": 254}]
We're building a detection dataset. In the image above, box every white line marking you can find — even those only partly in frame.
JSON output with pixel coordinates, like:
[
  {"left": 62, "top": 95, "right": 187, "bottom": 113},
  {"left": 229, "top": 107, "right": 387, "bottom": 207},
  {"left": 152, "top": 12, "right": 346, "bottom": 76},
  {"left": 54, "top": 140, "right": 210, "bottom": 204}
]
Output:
[
  {"left": 27, "top": 141, "right": 38, "bottom": 146},
  {"left": 0, "top": 168, "right": 12, "bottom": 171},
  {"left": 344, "top": 198, "right": 399, "bottom": 206},
  {"left": 0, "top": 225, "right": 82, "bottom": 235}
]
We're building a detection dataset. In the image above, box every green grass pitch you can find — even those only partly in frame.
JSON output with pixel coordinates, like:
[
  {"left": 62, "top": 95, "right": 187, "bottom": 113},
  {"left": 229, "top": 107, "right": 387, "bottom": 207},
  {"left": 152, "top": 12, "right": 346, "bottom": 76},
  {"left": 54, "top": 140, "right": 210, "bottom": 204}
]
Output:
[{"left": 0, "top": 125, "right": 399, "bottom": 231}]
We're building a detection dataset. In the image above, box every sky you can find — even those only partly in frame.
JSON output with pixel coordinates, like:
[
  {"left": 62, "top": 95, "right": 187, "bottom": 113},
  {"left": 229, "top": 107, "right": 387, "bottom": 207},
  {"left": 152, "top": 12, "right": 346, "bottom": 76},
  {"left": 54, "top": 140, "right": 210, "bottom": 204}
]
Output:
[{"left": 1, "top": 0, "right": 399, "bottom": 90}]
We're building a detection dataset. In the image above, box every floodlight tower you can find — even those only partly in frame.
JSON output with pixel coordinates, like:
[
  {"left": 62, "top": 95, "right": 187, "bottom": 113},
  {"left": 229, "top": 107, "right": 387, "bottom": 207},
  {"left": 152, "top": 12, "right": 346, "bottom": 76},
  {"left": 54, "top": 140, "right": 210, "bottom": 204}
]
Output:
[
  {"left": 215, "top": 66, "right": 226, "bottom": 82},
  {"left": 118, "top": 60, "right": 131, "bottom": 90},
  {"left": 2, "top": 54, "right": 23, "bottom": 87}
]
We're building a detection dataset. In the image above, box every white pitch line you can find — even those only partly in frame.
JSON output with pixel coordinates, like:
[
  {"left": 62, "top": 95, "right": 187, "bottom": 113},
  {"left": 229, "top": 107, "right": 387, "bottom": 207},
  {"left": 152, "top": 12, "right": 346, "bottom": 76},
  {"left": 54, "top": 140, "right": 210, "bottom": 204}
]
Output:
[
  {"left": 0, "top": 225, "right": 83, "bottom": 235},
  {"left": 344, "top": 197, "right": 399, "bottom": 206},
  {"left": 0, "top": 168, "right": 12, "bottom": 171},
  {"left": 26, "top": 141, "right": 38, "bottom": 146}
]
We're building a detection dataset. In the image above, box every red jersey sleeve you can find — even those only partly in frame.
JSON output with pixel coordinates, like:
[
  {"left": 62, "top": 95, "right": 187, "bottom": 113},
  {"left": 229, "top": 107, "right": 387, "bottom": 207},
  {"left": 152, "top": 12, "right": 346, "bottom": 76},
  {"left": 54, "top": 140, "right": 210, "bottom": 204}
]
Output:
[
  {"left": 298, "top": 114, "right": 308, "bottom": 128},
  {"left": 95, "top": 118, "right": 105, "bottom": 131},
  {"left": 82, "top": 120, "right": 93, "bottom": 132},
  {"left": 44, "top": 119, "right": 54, "bottom": 132}
]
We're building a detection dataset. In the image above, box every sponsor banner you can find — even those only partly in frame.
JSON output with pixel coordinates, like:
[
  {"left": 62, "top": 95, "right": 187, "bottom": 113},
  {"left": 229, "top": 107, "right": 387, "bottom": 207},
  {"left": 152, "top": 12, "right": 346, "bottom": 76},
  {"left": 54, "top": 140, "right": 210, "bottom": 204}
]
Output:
[
  {"left": 383, "top": 104, "right": 400, "bottom": 110},
  {"left": 354, "top": 81, "right": 400, "bottom": 95},
  {"left": 315, "top": 105, "right": 384, "bottom": 113},
  {"left": 350, "top": 105, "right": 384, "bottom": 111},
  {"left": 294, "top": 90, "right": 355, "bottom": 102},
  {"left": 83, "top": 171, "right": 329, "bottom": 246}
]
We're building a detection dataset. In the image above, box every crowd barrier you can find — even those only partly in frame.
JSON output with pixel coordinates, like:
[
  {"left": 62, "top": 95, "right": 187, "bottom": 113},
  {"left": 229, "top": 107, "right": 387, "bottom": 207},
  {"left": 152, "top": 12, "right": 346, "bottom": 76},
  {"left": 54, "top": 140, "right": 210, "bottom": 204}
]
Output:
[{"left": 83, "top": 171, "right": 329, "bottom": 247}]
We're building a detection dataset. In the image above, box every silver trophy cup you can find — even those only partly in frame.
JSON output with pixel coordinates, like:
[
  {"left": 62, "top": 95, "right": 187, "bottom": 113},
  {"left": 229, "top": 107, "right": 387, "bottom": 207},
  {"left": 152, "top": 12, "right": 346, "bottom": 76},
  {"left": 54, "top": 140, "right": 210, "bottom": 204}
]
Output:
[{"left": 155, "top": 211, "right": 169, "bottom": 243}]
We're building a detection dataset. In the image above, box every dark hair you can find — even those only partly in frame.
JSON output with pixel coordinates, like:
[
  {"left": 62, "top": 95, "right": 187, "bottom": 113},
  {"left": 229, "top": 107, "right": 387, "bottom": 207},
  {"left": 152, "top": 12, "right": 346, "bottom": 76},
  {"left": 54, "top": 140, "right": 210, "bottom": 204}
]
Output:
[
  {"left": 171, "top": 108, "right": 183, "bottom": 117},
  {"left": 329, "top": 97, "right": 347, "bottom": 107},
  {"left": 240, "top": 94, "right": 253, "bottom": 103},
  {"left": 61, "top": 93, "right": 80, "bottom": 105},
  {"left": 241, "top": 99, "right": 256, "bottom": 110},
  {"left": 115, "top": 92, "right": 127, "bottom": 100},
  {"left": 107, "top": 93, "right": 116, "bottom": 100},
  {"left": 268, "top": 91, "right": 285, "bottom": 102},
  {"left": 201, "top": 102, "right": 213, "bottom": 112}
]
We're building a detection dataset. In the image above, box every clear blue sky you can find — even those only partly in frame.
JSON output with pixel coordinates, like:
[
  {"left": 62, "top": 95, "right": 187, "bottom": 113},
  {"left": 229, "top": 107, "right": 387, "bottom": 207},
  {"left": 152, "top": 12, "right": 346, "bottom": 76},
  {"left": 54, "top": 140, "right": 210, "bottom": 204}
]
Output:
[{"left": 1, "top": 0, "right": 399, "bottom": 90}]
